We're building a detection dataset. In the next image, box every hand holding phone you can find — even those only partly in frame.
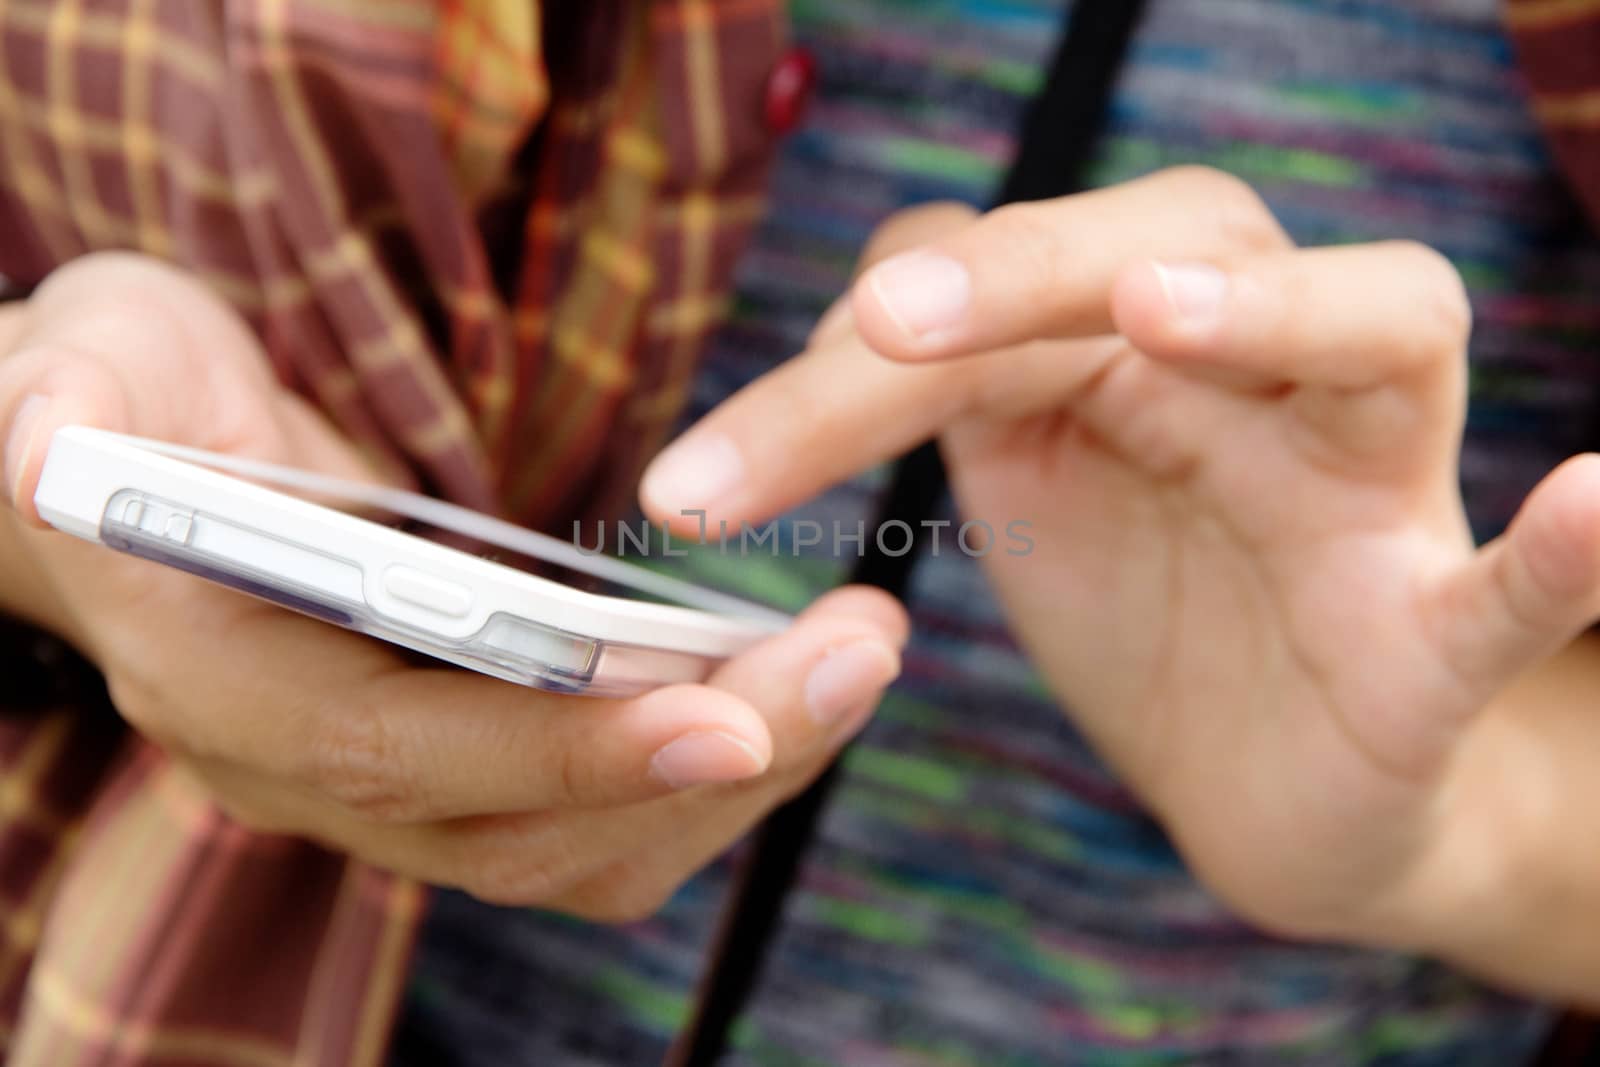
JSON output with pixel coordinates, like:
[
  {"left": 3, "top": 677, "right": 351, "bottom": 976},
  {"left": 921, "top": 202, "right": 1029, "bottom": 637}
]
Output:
[{"left": 0, "top": 253, "right": 905, "bottom": 917}]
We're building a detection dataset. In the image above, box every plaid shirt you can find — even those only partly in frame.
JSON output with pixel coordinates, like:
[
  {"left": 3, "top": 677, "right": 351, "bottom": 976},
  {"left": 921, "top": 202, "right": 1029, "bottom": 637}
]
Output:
[
  {"left": 0, "top": 1, "right": 780, "bottom": 1064},
  {"left": 0, "top": 1, "right": 1597, "bottom": 1065},
  {"left": 1508, "top": 0, "right": 1600, "bottom": 224}
]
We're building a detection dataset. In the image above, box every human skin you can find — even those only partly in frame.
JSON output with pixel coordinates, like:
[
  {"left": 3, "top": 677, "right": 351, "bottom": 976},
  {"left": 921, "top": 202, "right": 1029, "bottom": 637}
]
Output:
[
  {"left": 0, "top": 252, "right": 907, "bottom": 922},
  {"left": 643, "top": 166, "right": 1600, "bottom": 1004}
]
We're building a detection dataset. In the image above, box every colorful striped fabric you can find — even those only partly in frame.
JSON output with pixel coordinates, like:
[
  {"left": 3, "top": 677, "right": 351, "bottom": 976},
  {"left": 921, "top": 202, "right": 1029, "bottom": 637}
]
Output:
[{"left": 397, "top": 0, "right": 1600, "bottom": 1064}]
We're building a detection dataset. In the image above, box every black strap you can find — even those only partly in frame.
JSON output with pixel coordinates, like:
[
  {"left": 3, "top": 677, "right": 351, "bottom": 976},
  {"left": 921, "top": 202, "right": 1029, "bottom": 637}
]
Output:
[
  {"left": 663, "top": 443, "right": 945, "bottom": 1067},
  {"left": 666, "top": 3, "right": 1147, "bottom": 1063},
  {"left": 996, "top": 0, "right": 1150, "bottom": 207}
]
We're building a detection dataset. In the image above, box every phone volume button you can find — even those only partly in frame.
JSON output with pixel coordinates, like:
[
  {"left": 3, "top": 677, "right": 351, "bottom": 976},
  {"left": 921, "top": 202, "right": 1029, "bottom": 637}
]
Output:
[{"left": 382, "top": 565, "right": 474, "bottom": 619}]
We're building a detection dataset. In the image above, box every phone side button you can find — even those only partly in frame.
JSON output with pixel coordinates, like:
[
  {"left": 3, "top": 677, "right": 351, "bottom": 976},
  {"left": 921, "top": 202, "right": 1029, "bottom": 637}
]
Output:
[{"left": 382, "top": 565, "right": 474, "bottom": 619}]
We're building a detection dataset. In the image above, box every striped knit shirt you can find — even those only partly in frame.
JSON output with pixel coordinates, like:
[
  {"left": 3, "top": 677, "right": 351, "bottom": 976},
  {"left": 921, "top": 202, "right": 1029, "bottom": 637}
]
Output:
[{"left": 396, "top": 1, "right": 1600, "bottom": 1065}]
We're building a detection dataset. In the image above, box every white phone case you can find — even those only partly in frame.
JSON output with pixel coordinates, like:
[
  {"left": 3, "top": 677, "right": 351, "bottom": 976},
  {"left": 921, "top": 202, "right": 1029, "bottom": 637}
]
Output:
[{"left": 33, "top": 427, "right": 787, "bottom": 696}]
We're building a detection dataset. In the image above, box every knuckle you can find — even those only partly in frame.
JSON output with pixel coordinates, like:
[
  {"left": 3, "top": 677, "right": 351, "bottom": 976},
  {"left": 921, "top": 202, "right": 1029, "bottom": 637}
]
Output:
[
  {"left": 891, "top": 199, "right": 980, "bottom": 228},
  {"left": 569, "top": 868, "right": 679, "bottom": 925},
  {"left": 1494, "top": 540, "right": 1548, "bottom": 638},
  {"left": 981, "top": 202, "right": 1075, "bottom": 288},
  {"left": 1385, "top": 240, "right": 1472, "bottom": 358},
  {"left": 778, "top": 374, "right": 842, "bottom": 439},
  {"left": 553, "top": 742, "right": 595, "bottom": 808},
  {"left": 461, "top": 863, "right": 565, "bottom": 909},
  {"left": 103, "top": 666, "right": 160, "bottom": 733},
  {"left": 1163, "top": 166, "right": 1284, "bottom": 253},
  {"left": 1165, "top": 163, "right": 1249, "bottom": 198},
  {"left": 104, "top": 663, "right": 185, "bottom": 752},
  {"left": 1504, "top": 479, "right": 1592, "bottom": 627},
  {"left": 296, "top": 700, "right": 416, "bottom": 821},
  {"left": 459, "top": 819, "right": 587, "bottom": 907},
  {"left": 205, "top": 789, "right": 297, "bottom": 836},
  {"left": 865, "top": 201, "right": 980, "bottom": 261},
  {"left": 1162, "top": 163, "right": 1245, "bottom": 201},
  {"left": 37, "top": 251, "right": 203, "bottom": 316}
]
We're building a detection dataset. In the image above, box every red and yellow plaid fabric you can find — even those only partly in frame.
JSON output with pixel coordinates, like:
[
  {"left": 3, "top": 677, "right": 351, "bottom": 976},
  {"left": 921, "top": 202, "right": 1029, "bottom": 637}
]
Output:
[
  {"left": 1508, "top": 0, "right": 1600, "bottom": 225},
  {"left": 0, "top": 0, "right": 781, "bottom": 1064}
]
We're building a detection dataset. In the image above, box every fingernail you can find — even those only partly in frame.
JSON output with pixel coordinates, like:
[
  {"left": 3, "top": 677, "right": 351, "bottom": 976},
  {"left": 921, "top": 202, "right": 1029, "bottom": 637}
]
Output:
[
  {"left": 866, "top": 251, "right": 972, "bottom": 343},
  {"left": 650, "top": 731, "right": 767, "bottom": 790},
  {"left": 804, "top": 640, "right": 901, "bottom": 728},
  {"left": 1152, "top": 261, "right": 1229, "bottom": 327},
  {"left": 641, "top": 433, "right": 744, "bottom": 511},
  {"left": 3, "top": 393, "right": 47, "bottom": 507}
]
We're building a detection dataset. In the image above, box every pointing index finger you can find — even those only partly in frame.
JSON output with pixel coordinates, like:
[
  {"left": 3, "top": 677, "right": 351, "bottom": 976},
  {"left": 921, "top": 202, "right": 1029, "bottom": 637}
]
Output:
[{"left": 853, "top": 166, "right": 1291, "bottom": 363}]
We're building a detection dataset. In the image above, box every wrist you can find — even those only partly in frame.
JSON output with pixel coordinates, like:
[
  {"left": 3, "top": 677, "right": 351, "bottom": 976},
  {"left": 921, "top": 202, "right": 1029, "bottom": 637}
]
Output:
[
  {"left": 1367, "top": 649, "right": 1598, "bottom": 1001},
  {"left": 1372, "top": 731, "right": 1527, "bottom": 960}
]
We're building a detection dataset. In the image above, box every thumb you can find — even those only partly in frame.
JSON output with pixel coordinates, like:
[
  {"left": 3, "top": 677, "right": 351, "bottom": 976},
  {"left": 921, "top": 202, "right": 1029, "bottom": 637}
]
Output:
[
  {"left": 1426, "top": 454, "right": 1600, "bottom": 702},
  {"left": 1, "top": 345, "right": 145, "bottom": 525},
  {"left": 1, "top": 256, "right": 255, "bottom": 523},
  {"left": 0, "top": 255, "right": 375, "bottom": 525}
]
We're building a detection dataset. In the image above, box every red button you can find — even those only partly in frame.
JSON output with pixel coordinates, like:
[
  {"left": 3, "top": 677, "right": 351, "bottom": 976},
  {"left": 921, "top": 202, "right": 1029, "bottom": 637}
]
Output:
[{"left": 764, "top": 47, "right": 817, "bottom": 135}]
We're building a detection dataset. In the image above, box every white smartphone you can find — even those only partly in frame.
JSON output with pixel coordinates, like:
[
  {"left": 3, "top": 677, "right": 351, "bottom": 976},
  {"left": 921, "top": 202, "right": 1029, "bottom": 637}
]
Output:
[{"left": 32, "top": 426, "right": 788, "bottom": 697}]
